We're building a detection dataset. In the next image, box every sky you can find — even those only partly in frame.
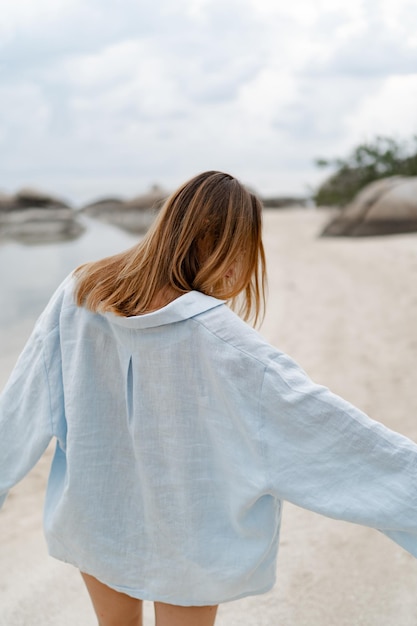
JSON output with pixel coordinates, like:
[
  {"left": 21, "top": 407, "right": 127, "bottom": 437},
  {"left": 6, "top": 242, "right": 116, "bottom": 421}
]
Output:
[{"left": 1, "top": 0, "right": 416, "bottom": 205}]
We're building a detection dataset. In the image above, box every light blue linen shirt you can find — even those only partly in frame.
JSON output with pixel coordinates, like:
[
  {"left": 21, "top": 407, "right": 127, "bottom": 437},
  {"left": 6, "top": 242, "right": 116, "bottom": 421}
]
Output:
[{"left": 1, "top": 273, "right": 417, "bottom": 605}]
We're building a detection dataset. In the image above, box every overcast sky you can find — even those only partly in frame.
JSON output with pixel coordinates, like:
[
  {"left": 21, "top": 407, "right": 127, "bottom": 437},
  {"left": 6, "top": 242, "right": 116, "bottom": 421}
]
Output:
[{"left": 1, "top": 0, "right": 416, "bottom": 205}]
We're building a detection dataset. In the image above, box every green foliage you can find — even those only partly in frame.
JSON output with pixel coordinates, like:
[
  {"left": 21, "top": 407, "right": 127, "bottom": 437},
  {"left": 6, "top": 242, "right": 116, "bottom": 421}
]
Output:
[{"left": 314, "top": 135, "right": 417, "bottom": 206}]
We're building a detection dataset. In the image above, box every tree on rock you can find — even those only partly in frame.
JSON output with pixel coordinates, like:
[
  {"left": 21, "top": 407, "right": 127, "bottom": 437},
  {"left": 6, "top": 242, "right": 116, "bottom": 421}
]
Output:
[{"left": 314, "top": 136, "right": 417, "bottom": 206}]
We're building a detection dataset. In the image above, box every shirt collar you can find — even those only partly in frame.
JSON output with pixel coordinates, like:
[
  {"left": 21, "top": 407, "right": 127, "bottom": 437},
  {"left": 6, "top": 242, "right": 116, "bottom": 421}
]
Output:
[{"left": 103, "top": 291, "right": 225, "bottom": 329}]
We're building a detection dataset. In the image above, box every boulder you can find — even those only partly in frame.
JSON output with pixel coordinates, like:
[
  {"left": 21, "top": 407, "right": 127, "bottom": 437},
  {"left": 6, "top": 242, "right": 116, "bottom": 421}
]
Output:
[
  {"left": 321, "top": 176, "right": 417, "bottom": 236},
  {"left": 262, "top": 196, "right": 308, "bottom": 208},
  {"left": 81, "top": 198, "right": 126, "bottom": 216},
  {"left": 0, "top": 187, "right": 70, "bottom": 212},
  {"left": 126, "top": 185, "right": 167, "bottom": 210},
  {"left": 0, "top": 192, "right": 15, "bottom": 211},
  {"left": 81, "top": 186, "right": 168, "bottom": 234},
  {"left": 15, "top": 187, "right": 70, "bottom": 209},
  {"left": 0, "top": 208, "right": 85, "bottom": 244},
  {"left": 0, "top": 186, "right": 83, "bottom": 243}
]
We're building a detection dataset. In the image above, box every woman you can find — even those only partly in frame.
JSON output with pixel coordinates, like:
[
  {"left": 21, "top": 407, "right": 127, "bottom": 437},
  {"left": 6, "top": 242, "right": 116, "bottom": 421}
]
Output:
[{"left": 1, "top": 171, "right": 417, "bottom": 626}]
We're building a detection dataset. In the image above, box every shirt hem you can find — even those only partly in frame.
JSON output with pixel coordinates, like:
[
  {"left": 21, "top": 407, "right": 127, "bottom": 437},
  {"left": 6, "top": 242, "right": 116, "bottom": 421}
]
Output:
[{"left": 47, "top": 540, "right": 276, "bottom": 606}]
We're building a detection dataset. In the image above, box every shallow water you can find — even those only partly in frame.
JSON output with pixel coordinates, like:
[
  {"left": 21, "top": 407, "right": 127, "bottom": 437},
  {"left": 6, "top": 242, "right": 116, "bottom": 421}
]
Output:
[{"left": 0, "top": 217, "right": 139, "bottom": 367}]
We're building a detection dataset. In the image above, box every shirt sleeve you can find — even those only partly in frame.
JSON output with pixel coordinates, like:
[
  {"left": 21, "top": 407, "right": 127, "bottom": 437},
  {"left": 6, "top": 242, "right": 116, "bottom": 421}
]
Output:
[
  {"left": 0, "top": 325, "right": 61, "bottom": 509},
  {"left": 261, "top": 351, "right": 417, "bottom": 557}
]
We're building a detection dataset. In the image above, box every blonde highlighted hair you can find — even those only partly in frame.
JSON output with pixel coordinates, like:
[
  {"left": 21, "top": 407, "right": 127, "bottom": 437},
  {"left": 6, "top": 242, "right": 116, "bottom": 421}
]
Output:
[{"left": 75, "top": 171, "right": 267, "bottom": 324}]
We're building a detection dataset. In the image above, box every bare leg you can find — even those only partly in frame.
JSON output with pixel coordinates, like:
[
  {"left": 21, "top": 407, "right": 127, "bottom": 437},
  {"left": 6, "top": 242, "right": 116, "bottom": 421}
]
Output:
[
  {"left": 154, "top": 601, "right": 218, "bottom": 626},
  {"left": 81, "top": 572, "right": 143, "bottom": 626}
]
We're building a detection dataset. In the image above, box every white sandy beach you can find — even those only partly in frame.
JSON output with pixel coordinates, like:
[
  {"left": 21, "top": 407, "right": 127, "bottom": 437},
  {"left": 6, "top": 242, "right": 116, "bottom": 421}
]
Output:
[{"left": 1, "top": 208, "right": 417, "bottom": 625}]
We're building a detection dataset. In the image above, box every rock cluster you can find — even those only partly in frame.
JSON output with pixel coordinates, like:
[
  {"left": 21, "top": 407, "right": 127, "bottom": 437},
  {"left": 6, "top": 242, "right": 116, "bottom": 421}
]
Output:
[
  {"left": 261, "top": 196, "right": 308, "bottom": 208},
  {"left": 321, "top": 176, "right": 417, "bottom": 236},
  {"left": 80, "top": 185, "right": 167, "bottom": 234},
  {"left": 0, "top": 188, "right": 84, "bottom": 244}
]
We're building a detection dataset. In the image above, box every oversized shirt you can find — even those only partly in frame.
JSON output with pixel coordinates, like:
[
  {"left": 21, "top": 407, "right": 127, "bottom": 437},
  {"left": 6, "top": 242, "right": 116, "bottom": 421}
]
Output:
[{"left": 1, "top": 273, "right": 417, "bottom": 606}]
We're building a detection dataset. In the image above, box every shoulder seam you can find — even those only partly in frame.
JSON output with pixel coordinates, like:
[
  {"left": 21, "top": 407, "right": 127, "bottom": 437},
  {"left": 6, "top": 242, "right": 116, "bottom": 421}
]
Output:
[{"left": 190, "top": 317, "right": 269, "bottom": 368}]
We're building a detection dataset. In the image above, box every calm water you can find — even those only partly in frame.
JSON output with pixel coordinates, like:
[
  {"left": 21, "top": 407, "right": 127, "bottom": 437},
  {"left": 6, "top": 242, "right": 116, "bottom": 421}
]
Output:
[{"left": 0, "top": 217, "right": 140, "bottom": 369}]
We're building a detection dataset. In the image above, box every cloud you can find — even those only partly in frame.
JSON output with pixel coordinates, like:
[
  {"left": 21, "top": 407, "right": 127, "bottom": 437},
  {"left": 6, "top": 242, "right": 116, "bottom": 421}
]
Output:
[
  {"left": 345, "top": 74, "right": 417, "bottom": 138},
  {"left": 0, "top": 0, "right": 416, "bottom": 202},
  {"left": 307, "top": 1, "right": 417, "bottom": 78},
  {"left": 0, "top": 0, "right": 195, "bottom": 81},
  {"left": 314, "top": 33, "right": 417, "bottom": 78},
  {"left": 0, "top": 83, "right": 50, "bottom": 143}
]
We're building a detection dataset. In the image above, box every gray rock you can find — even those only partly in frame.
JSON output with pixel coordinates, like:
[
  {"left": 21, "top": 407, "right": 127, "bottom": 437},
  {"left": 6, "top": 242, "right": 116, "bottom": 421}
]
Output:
[
  {"left": 126, "top": 185, "right": 167, "bottom": 211},
  {"left": 81, "top": 198, "right": 126, "bottom": 215},
  {"left": 81, "top": 186, "right": 168, "bottom": 234},
  {"left": 15, "top": 187, "right": 70, "bottom": 209},
  {"left": 0, "top": 187, "right": 71, "bottom": 212},
  {"left": 321, "top": 176, "right": 417, "bottom": 236},
  {"left": 0, "top": 192, "right": 15, "bottom": 211},
  {"left": 0, "top": 208, "right": 85, "bottom": 244},
  {"left": 262, "top": 196, "right": 308, "bottom": 208}
]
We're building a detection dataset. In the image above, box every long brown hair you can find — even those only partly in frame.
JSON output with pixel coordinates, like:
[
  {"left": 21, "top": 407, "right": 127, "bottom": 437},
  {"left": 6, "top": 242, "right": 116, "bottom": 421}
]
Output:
[{"left": 74, "top": 171, "right": 267, "bottom": 324}]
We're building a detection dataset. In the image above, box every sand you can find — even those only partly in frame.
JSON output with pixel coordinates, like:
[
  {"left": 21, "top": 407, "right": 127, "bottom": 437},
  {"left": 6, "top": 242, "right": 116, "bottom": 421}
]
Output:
[{"left": 1, "top": 208, "right": 417, "bottom": 625}]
